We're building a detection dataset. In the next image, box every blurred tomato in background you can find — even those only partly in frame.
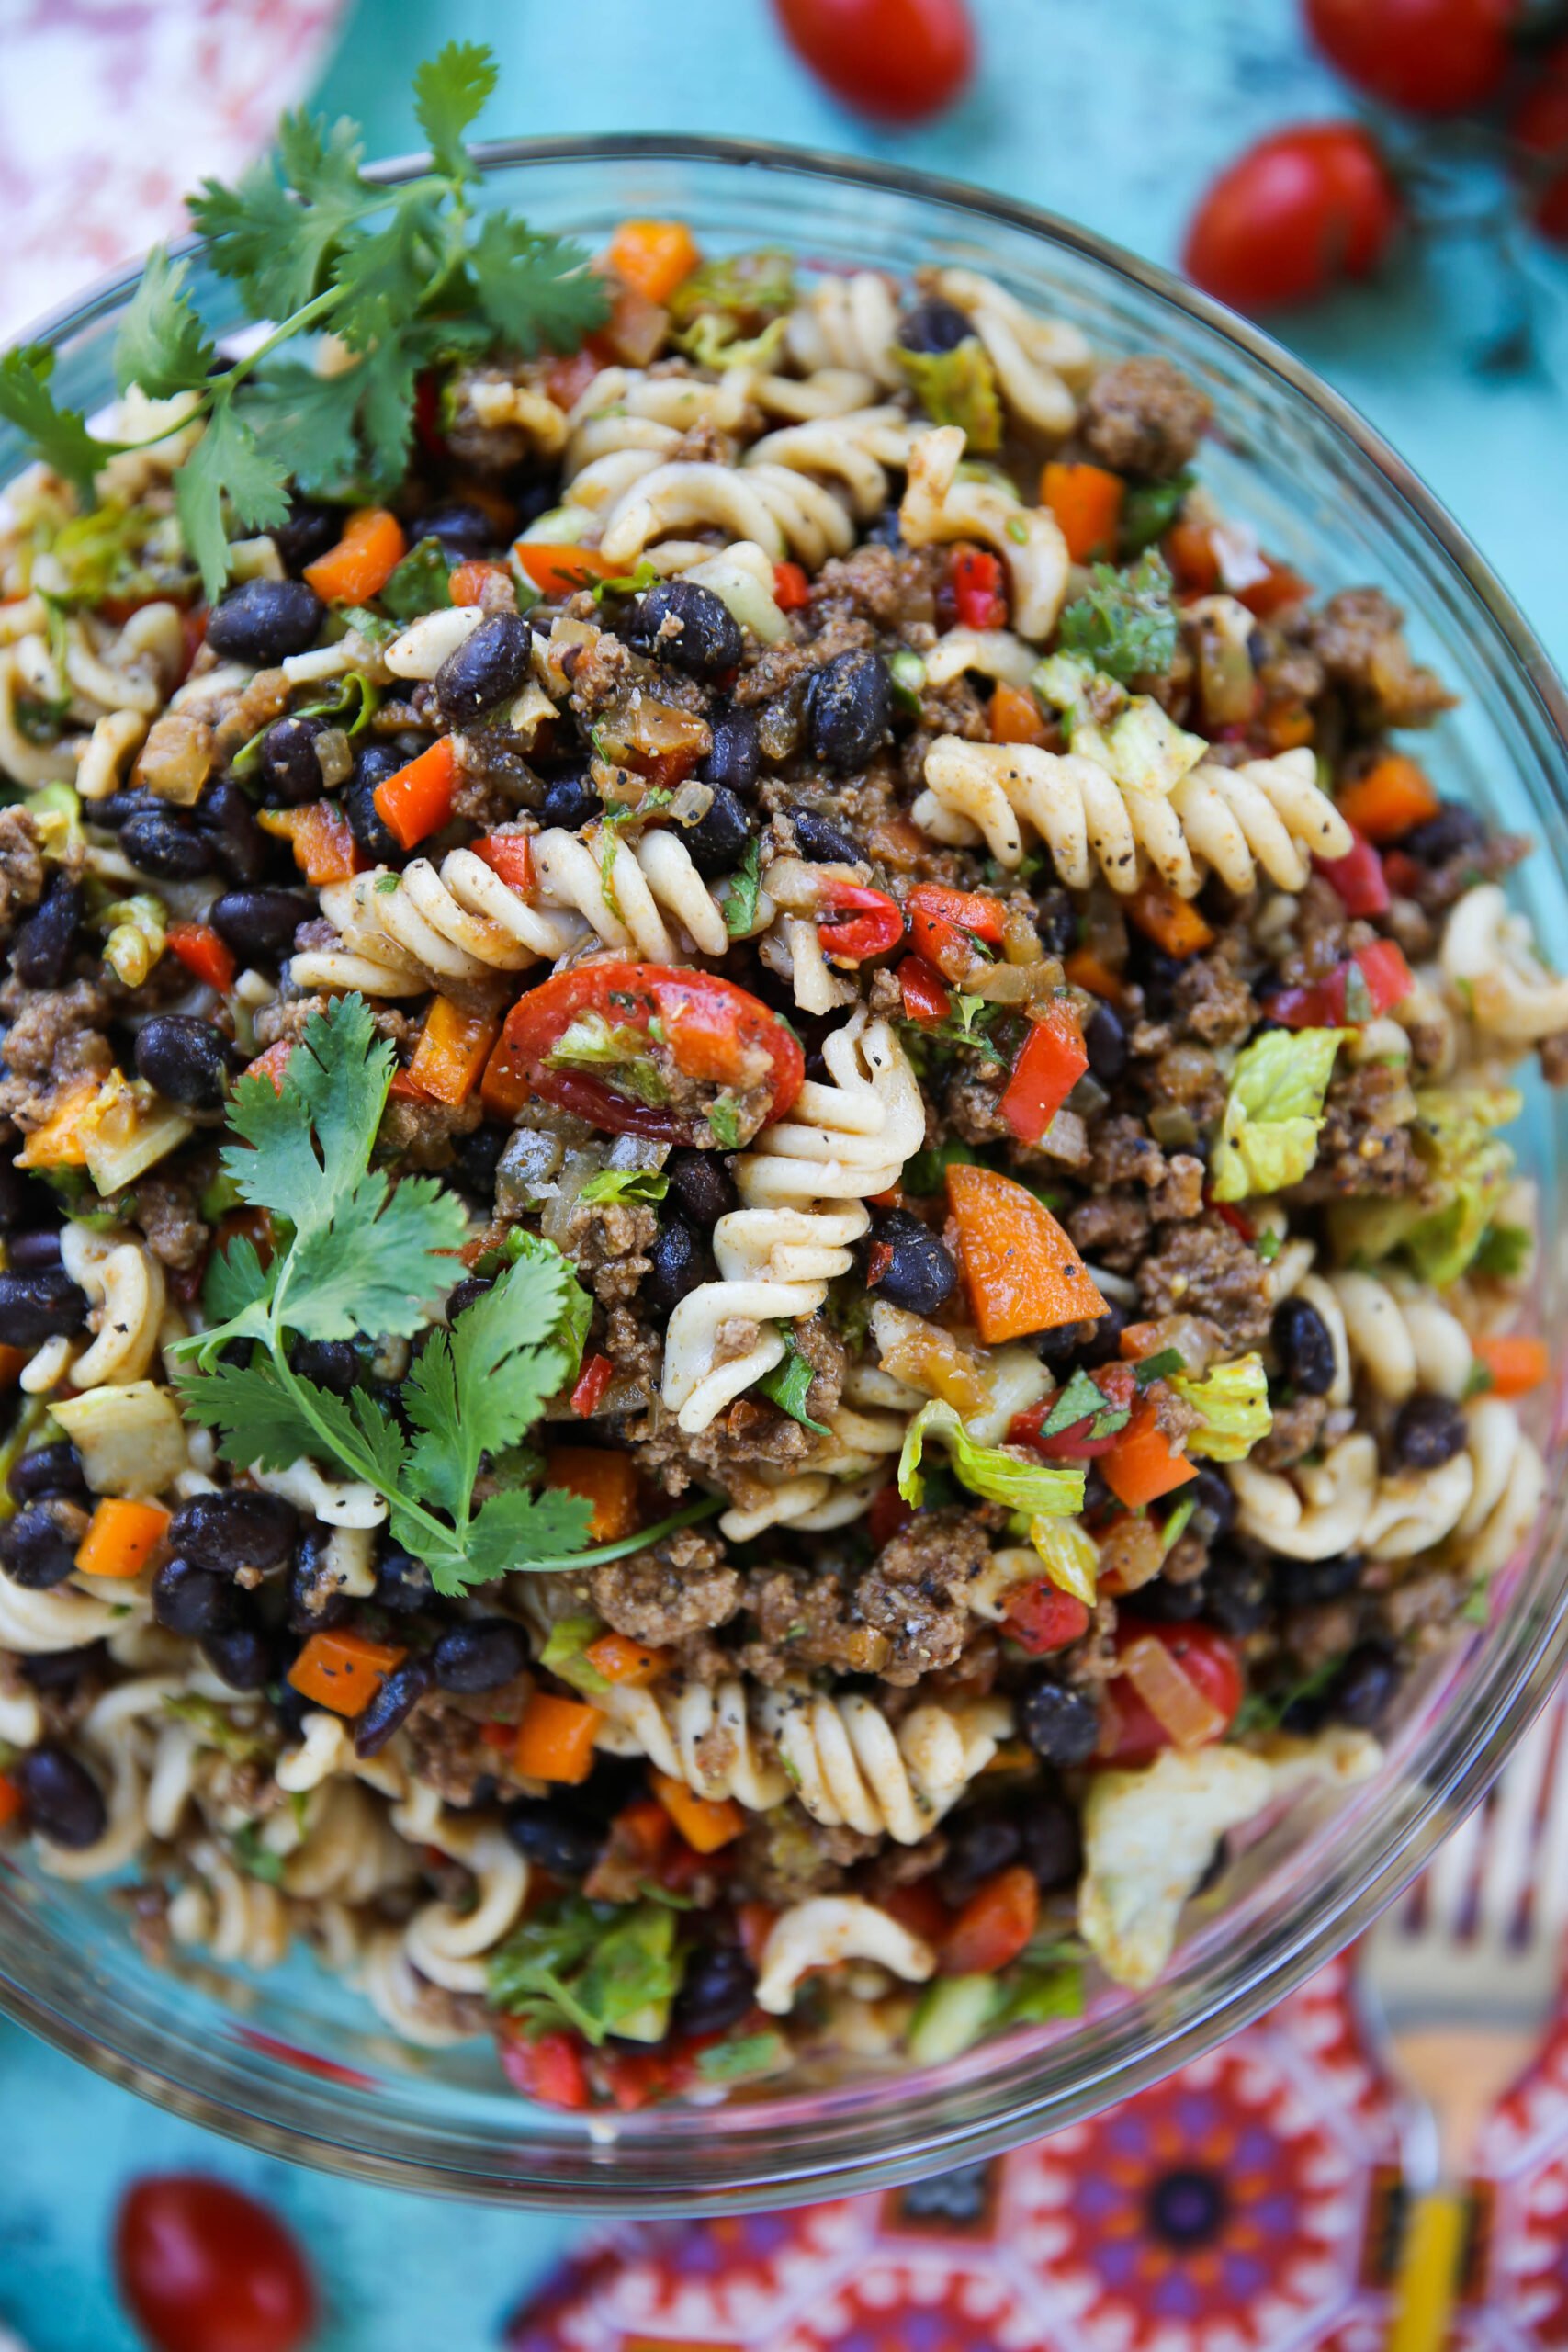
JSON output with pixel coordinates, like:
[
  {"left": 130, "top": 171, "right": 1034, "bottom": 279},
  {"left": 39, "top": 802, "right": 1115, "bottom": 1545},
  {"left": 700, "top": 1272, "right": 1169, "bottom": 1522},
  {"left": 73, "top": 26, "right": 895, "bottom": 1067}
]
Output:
[
  {"left": 116, "top": 2177, "right": 317, "bottom": 2352},
  {"left": 773, "top": 0, "right": 975, "bottom": 122}
]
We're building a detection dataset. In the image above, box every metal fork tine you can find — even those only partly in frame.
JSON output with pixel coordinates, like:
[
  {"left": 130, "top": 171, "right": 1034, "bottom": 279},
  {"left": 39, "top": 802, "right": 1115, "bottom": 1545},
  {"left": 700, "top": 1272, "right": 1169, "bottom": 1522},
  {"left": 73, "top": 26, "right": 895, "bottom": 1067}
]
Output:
[{"left": 1476, "top": 1708, "right": 1556, "bottom": 1942}]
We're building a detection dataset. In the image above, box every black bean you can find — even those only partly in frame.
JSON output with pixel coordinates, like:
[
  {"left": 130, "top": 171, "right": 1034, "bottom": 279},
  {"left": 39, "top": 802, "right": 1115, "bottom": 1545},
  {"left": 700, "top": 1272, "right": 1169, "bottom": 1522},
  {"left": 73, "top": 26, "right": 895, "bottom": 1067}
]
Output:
[
  {"left": 665, "top": 1148, "right": 738, "bottom": 1223},
  {"left": 1392, "top": 1391, "right": 1468, "bottom": 1469},
  {"left": 255, "top": 714, "right": 330, "bottom": 808},
  {"left": 540, "top": 770, "right": 601, "bottom": 831},
  {"left": 1203, "top": 1550, "right": 1272, "bottom": 1636},
  {"left": 1273, "top": 1296, "right": 1337, "bottom": 1397},
  {"left": 788, "top": 808, "right": 860, "bottom": 865},
  {"left": 13, "top": 873, "right": 82, "bottom": 989},
  {"left": 338, "top": 762, "right": 400, "bottom": 863},
  {"left": 1132, "top": 1571, "right": 1207, "bottom": 1623},
  {"left": 1033, "top": 888, "right": 1078, "bottom": 959},
  {"left": 354, "top": 1656, "right": 434, "bottom": 1757},
  {"left": 8, "top": 1441, "right": 85, "bottom": 1507},
  {"left": 646, "top": 1216, "right": 707, "bottom": 1313},
  {"left": 0, "top": 1502, "right": 82, "bottom": 1589},
  {"left": 201, "top": 1623, "right": 275, "bottom": 1691},
  {"left": 1077, "top": 1300, "right": 1130, "bottom": 1369},
  {"left": 445, "top": 1275, "right": 493, "bottom": 1322},
  {"left": 134, "top": 1014, "right": 233, "bottom": 1112},
  {"left": 271, "top": 497, "right": 341, "bottom": 576},
  {"left": 205, "top": 578, "right": 324, "bottom": 665},
  {"left": 864, "top": 507, "right": 904, "bottom": 549},
  {"left": 1402, "top": 800, "right": 1486, "bottom": 865},
  {"left": 152, "top": 1556, "right": 236, "bottom": 1637},
  {"left": 627, "top": 580, "right": 742, "bottom": 680},
  {"left": 702, "top": 707, "right": 760, "bottom": 799},
  {"left": 288, "top": 1337, "right": 361, "bottom": 1396},
  {"left": 504, "top": 1796, "right": 606, "bottom": 1882},
  {"left": 169, "top": 1489, "right": 299, "bottom": 1576},
  {"left": 1330, "top": 1640, "right": 1399, "bottom": 1729},
  {"left": 21, "top": 1641, "right": 105, "bottom": 1694},
  {"left": 936, "top": 1809, "right": 1021, "bottom": 1908},
  {"left": 196, "top": 779, "right": 273, "bottom": 887},
  {"left": 1271, "top": 1551, "right": 1365, "bottom": 1610},
  {"left": 1019, "top": 1790, "right": 1082, "bottom": 1890},
  {"left": 120, "top": 806, "right": 215, "bottom": 880},
  {"left": 897, "top": 296, "right": 975, "bottom": 354},
  {"left": 1186, "top": 1464, "right": 1236, "bottom": 1544},
  {"left": 210, "top": 888, "right": 312, "bottom": 964},
  {"left": 7, "top": 1229, "right": 61, "bottom": 1270},
  {"left": 431, "top": 1617, "right": 528, "bottom": 1694},
  {"left": 1130, "top": 935, "right": 1181, "bottom": 1021},
  {"left": 671, "top": 1942, "right": 758, "bottom": 2037},
  {"left": 1020, "top": 1677, "right": 1100, "bottom": 1767},
  {"left": 17, "top": 1745, "right": 107, "bottom": 1849},
  {"left": 0, "top": 1269, "right": 87, "bottom": 1347},
  {"left": 374, "top": 1547, "right": 434, "bottom": 1614},
  {"left": 434, "top": 614, "right": 533, "bottom": 722},
  {"left": 679, "top": 784, "right": 753, "bottom": 877},
  {"left": 272, "top": 1679, "right": 312, "bottom": 1741},
  {"left": 421, "top": 502, "right": 496, "bottom": 559},
  {"left": 455, "top": 1123, "right": 510, "bottom": 1197},
  {"left": 288, "top": 1527, "right": 354, "bottom": 1633},
  {"left": 0, "top": 1163, "right": 46, "bottom": 1231},
  {"left": 1084, "top": 1001, "right": 1127, "bottom": 1084},
  {"left": 807, "top": 650, "right": 890, "bottom": 772},
  {"left": 867, "top": 1209, "right": 956, "bottom": 1316}
]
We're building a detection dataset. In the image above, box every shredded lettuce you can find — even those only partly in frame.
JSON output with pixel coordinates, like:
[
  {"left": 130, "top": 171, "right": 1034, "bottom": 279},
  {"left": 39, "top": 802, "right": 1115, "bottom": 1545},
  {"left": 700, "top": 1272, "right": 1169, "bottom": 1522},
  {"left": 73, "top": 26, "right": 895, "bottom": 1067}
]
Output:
[
  {"left": 1032, "top": 650, "right": 1205, "bottom": 795},
  {"left": 28, "top": 779, "right": 84, "bottom": 865},
  {"left": 893, "top": 338, "right": 1003, "bottom": 452},
  {"left": 1210, "top": 1028, "right": 1348, "bottom": 1203},
  {"left": 547, "top": 1013, "right": 670, "bottom": 1107},
  {"left": 487, "top": 1895, "right": 682, "bottom": 2046},
  {"left": 1171, "top": 1352, "right": 1272, "bottom": 1462},
  {"left": 1058, "top": 551, "right": 1178, "bottom": 685},
  {"left": 897, "top": 1398, "right": 1085, "bottom": 1517},
  {"left": 669, "top": 248, "right": 795, "bottom": 334},
  {"left": 578, "top": 1166, "right": 668, "bottom": 1208},
  {"left": 675, "top": 314, "right": 788, "bottom": 371},
  {"left": 1023, "top": 1511, "right": 1100, "bottom": 1605},
  {"left": 1326, "top": 1083, "right": 1519, "bottom": 1285},
  {"left": 537, "top": 1615, "right": 610, "bottom": 1694}
]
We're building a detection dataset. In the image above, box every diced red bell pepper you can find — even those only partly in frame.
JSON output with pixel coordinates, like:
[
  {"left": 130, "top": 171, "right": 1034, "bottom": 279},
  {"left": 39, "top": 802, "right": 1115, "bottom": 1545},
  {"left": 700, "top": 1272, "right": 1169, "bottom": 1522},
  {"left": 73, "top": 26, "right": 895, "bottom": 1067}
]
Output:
[
  {"left": 897, "top": 954, "right": 952, "bottom": 1024},
  {"left": 998, "top": 1002, "right": 1089, "bottom": 1147},
  {"left": 1266, "top": 938, "right": 1414, "bottom": 1029},
  {"left": 544, "top": 348, "right": 603, "bottom": 411},
  {"left": 1010, "top": 1362, "right": 1135, "bottom": 1462},
  {"left": 882, "top": 1881, "right": 952, "bottom": 1947},
  {"left": 471, "top": 833, "right": 536, "bottom": 894},
  {"left": 596, "top": 2046, "right": 677, "bottom": 2112},
  {"left": 570, "top": 1352, "right": 615, "bottom": 1417},
  {"left": 817, "top": 877, "right": 905, "bottom": 966},
  {"left": 950, "top": 544, "right": 1008, "bottom": 630},
  {"left": 499, "top": 2026, "right": 591, "bottom": 2110},
  {"left": 866, "top": 1483, "right": 915, "bottom": 1549},
  {"left": 773, "top": 560, "right": 810, "bottom": 611},
  {"left": 939, "top": 1865, "right": 1039, "bottom": 1977},
  {"left": 907, "top": 884, "right": 1007, "bottom": 977},
  {"left": 1235, "top": 558, "right": 1312, "bottom": 618},
  {"left": 1382, "top": 849, "right": 1425, "bottom": 899},
  {"left": 1212, "top": 1197, "right": 1256, "bottom": 1244},
  {"left": 413, "top": 369, "right": 448, "bottom": 463},
  {"left": 1314, "top": 826, "right": 1390, "bottom": 918},
  {"left": 164, "top": 922, "right": 237, "bottom": 993},
  {"left": 1001, "top": 1580, "right": 1092, "bottom": 1655}
]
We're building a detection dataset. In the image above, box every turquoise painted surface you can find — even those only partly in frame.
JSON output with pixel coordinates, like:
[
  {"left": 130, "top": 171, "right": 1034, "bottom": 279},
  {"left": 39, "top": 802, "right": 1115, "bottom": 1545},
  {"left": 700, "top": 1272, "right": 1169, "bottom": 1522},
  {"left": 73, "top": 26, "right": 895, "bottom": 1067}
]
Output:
[{"left": 2, "top": 4, "right": 1565, "bottom": 2346}]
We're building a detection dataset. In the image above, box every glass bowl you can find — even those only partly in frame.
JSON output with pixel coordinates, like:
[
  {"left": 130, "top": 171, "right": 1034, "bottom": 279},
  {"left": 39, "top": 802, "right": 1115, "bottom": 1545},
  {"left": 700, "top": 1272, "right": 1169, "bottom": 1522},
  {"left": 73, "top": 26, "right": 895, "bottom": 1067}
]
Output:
[{"left": 2, "top": 138, "right": 1566, "bottom": 2215}]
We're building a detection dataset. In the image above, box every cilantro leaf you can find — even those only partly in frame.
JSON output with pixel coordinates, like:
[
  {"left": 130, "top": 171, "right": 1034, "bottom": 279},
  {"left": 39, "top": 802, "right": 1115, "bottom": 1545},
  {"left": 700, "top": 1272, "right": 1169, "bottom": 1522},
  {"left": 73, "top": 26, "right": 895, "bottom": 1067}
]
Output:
[
  {"left": 402, "top": 1250, "right": 582, "bottom": 1519},
  {"left": 173, "top": 1357, "right": 324, "bottom": 1468},
  {"left": 412, "top": 40, "right": 497, "bottom": 182},
  {"left": 192, "top": 111, "right": 368, "bottom": 318},
  {"left": 578, "top": 1166, "right": 669, "bottom": 1207},
  {"left": 449, "top": 1487, "right": 597, "bottom": 1595},
  {"left": 757, "top": 1331, "right": 829, "bottom": 1435},
  {"left": 175, "top": 395, "right": 292, "bottom": 601},
  {"left": 0, "top": 346, "right": 107, "bottom": 497},
  {"left": 115, "top": 249, "right": 216, "bottom": 401},
  {"left": 1058, "top": 550, "right": 1178, "bottom": 686},
  {"left": 242, "top": 360, "right": 365, "bottom": 499},
  {"left": 379, "top": 534, "right": 453, "bottom": 619},
  {"left": 468, "top": 214, "right": 611, "bottom": 355}
]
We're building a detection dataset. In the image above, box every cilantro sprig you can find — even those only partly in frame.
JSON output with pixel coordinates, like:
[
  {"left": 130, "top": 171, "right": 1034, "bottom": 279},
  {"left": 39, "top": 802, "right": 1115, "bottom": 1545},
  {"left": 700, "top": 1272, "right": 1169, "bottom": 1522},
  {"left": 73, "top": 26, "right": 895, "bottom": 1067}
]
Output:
[
  {"left": 0, "top": 43, "right": 609, "bottom": 600},
  {"left": 169, "top": 996, "right": 716, "bottom": 1594}
]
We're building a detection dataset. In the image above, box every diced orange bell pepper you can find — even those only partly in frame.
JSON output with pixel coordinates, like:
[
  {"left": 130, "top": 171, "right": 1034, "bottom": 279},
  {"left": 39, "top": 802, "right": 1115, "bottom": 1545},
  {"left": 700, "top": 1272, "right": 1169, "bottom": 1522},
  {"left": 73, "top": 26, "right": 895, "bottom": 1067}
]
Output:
[
  {"left": 404, "top": 997, "right": 499, "bottom": 1108},
  {"left": 650, "top": 1768, "right": 745, "bottom": 1854},
  {"left": 165, "top": 922, "right": 237, "bottom": 992},
  {"left": 946, "top": 1162, "right": 1110, "bottom": 1343},
  {"left": 448, "top": 560, "right": 511, "bottom": 607},
  {"left": 582, "top": 1630, "right": 670, "bottom": 1687},
  {"left": 1165, "top": 517, "right": 1220, "bottom": 594},
  {"left": 1235, "top": 558, "right": 1312, "bottom": 618},
  {"left": 288, "top": 1629, "right": 407, "bottom": 1717},
  {"left": 989, "top": 681, "right": 1050, "bottom": 747},
  {"left": 1335, "top": 754, "right": 1441, "bottom": 845},
  {"left": 605, "top": 218, "right": 701, "bottom": 306},
  {"left": 514, "top": 1691, "right": 601, "bottom": 1784},
  {"left": 0, "top": 1773, "right": 22, "bottom": 1831},
  {"left": 938, "top": 1864, "right": 1040, "bottom": 1977},
  {"left": 15, "top": 1076, "right": 103, "bottom": 1170},
  {"left": 513, "top": 542, "right": 622, "bottom": 597},
  {"left": 1042, "top": 461, "right": 1124, "bottom": 564},
  {"left": 1063, "top": 946, "right": 1124, "bottom": 1003},
  {"left": 74, "top": 1498, "right": 170, "bottom": 1582},
  {"left": 1473, "top": 1334, "right": 1551, "bottom": 1399},
  {"left": 543, "top": 1445, "right": 640, "bottom": 1543},
  {"left": 256, "top": 800, "right": 362, "bottom": 885},
  {"left": 372, "top": 737, "right": 459, "bottom": 854},
  {"left": 304, "top": 507, "right": 407, "bottom": 604},
  {"left": 1127, "top": 876, "right": 1213, "bottom": 960},
  {"left": 1100, "top": 1396, "right": 1199, "bottom": 1509}
]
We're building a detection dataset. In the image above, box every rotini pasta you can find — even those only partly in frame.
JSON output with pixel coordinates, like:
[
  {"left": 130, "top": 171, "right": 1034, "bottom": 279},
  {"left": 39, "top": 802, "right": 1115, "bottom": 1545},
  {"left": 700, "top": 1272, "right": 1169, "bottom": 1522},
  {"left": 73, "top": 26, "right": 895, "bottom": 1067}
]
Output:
[
  {"left": 899, "top": 425, "right": 1068, "bottom": 641},
  {"left": 1440, "top": 883, "right": 1568, "bottom": 1046}
]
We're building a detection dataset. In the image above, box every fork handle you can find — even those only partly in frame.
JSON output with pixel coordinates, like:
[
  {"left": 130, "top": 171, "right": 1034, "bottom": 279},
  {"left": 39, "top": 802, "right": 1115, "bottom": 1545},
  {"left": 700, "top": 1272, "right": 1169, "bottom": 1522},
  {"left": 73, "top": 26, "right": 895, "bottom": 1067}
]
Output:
[{"left": 1387, "top": 2186, "right": 1467, "bottom": 2352}]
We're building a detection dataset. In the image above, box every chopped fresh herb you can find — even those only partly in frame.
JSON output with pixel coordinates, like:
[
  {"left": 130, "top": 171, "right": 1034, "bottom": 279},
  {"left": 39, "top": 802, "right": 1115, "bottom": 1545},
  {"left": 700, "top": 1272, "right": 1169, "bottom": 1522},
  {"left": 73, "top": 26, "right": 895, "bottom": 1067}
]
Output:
[
  {"left": 578, "top": 1166, "right": 670, "bottom": 1208},
  {"left": 231, "top": 1823, "right": 286, "bottom": 1885},
  {"left": 1133, "top": 1348, "right": 1185, "bottom": 1387},
  {"left": 1157, "top": 1493, "right": 1198, "bottom": 1557},
  {"left": 1058, "top": 550, "right": 1177, "bottom": 686},
  {"left": 757, "top": 1331, "right": 829, "bottom": 1435},
  {"left": 487, "top": 1894, "right": 683, "bottom": 2046},
  {"left": 1043, "top": 1368, "right": 1129, "bottom": 1442},
  {"left": 378, "top": 535, "right": 453, "bottom": 619},
  {"left": 1232, "top": 1657, "right": 1341, "bottom": 1737},
  {"left": 1255, "top": 1229, "right": 1282, "bottom": 1263},
  {"left": 1119, "top": 469, "right": 1194, "bottom": 557},
  {"left": 706, "top": 1093, "right": 745, "bottom": 1150},
  {"left": 722, "top": 837, "right": 764, "bottom": 937}
]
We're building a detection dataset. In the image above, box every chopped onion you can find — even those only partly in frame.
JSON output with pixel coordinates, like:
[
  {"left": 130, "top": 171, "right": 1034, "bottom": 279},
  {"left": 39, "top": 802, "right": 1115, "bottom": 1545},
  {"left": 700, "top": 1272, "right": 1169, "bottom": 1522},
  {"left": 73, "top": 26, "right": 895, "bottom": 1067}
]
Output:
[{"left": 1121, "top": 1634, "right": 1227, "bottom": 1750}]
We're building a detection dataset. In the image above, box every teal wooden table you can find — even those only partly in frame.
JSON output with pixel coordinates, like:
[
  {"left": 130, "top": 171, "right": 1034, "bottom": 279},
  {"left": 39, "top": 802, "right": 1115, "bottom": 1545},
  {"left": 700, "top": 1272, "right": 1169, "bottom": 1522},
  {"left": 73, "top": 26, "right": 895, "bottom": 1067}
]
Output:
[{"left": 2, "top": 3, "right": 1564, "bottom": 2345}]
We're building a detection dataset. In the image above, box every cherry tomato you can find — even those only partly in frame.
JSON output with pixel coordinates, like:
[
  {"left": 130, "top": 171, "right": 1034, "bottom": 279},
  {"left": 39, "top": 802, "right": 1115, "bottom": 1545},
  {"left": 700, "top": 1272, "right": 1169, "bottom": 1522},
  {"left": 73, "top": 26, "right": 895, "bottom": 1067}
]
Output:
[
  {"left": 1514, "top": 40, "right": 1568, "bottom": 245},
  {"left": 1101, "top": 1622, "right": 1245, "bottom": 1766},
  {"left": 1000, "top": 1579, "right": 1092, "bottom": 1655},
  {"left": 116, "top": 2177, "right": 316, "bottom": 2352},
  {"left": 1305, "top": 0, "right": 1516, "bottom": 115},
  {"left": 483, "top": 961, "right": 805, "bottom": 1143},
  {"left": 773, "top": 0, "right": 976, "bottom": 124},
  {"left": 1183, "top": 124, "right": 1402, "bottom": 314}
]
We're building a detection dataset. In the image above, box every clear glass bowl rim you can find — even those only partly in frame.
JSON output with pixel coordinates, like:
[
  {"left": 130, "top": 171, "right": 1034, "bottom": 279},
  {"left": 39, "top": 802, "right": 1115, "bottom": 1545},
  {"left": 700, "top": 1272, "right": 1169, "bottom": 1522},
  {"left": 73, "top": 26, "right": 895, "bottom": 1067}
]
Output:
[{"left": 1, "top": 131, "right": 1565, "bottom": 2213}]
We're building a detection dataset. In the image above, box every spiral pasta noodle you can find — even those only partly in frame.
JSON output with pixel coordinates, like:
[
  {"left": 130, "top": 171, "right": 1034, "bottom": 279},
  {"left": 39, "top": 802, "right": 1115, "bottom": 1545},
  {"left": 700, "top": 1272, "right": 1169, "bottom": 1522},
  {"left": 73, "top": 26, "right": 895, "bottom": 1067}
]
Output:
[
  {"left": 931, "top": 267, "right": 1094, "bottom": 440},
  {"left": 755, "top": 1895, "right": 937, "bottom": 2016},
  {"left": 1440, "top": 883, "right": 1568, "bottom": 1046},
  {"left": 899, "top": 426, "right": 1068, "bottom": 643},
  {"left": 757, "top": 1684, "right": 1014, "bottom": 1845},
  {"left": 784, "top": 271, "right": 903, "bottom": 386},
  {"left": 300, "top": 852, "right": 585, "bottom": 998},
  {"left": 591, "top": 1676, "right": 792, "bottom": 1809}
]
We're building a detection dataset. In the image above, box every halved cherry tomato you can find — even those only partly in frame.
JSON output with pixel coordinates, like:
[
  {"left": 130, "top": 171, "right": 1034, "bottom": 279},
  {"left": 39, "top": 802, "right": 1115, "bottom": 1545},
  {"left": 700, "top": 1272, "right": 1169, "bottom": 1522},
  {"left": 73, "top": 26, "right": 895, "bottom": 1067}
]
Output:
[
  {"left": 1306, "top": 0, "right": 1515, "bottom": 116},
  {"left": 817, "top": 876, "right": 905, "bottom": 966},
  {"left": 907, "top": 883, "right": 1006, "bottom": 977},
  {"left": 950, "top": 543, "right": 1008, "bottom": 629},
  {"left": 1265, "top": 938, "right": 1414, "bottom": 1029},
  {"left": 498, "top": 2024, "right": 591, "bottom": 2110},
  {"left": 1011, "top": 1361, "right": 1134, "bottom": 1462},
  {"left": 1001, "top": 1580, "right": 1091, "bottom": 1655},
  {"left": 1183, "top": 124, "right": 1402, "bottom": 314},
  {"left": 1100, "top": 1621, "right": 1244, "bottom": 1765},
  {"left": 773, "top": 0, "right": 976, "bottom": 125},
  {"left": 897, "top": 953, "right": 952, "bottom": 1024},
  {"left": 484, "top": 961, "right": 805, "bottom": 1143},
  {"left": 115, "top": 2176, "right": 316, "bottom": 2352}
]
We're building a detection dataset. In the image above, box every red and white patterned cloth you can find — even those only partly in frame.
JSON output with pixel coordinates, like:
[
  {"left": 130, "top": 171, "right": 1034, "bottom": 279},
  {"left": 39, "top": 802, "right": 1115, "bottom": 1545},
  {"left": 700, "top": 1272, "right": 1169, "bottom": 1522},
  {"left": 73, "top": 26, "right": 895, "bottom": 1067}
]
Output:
[
  {"left": 509, "top": 1951, "right": 1568, "bottom": 2350},
  {"left": 0, "top": 0, "right": 347, "bottom": 347}
]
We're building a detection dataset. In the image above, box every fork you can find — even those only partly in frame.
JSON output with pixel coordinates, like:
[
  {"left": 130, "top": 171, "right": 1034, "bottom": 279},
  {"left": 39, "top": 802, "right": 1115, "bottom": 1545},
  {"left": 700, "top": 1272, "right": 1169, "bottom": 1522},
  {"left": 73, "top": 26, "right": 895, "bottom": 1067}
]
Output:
[{"left": 1357, "top": 1694, "right": 1568, "bottom": 2352}]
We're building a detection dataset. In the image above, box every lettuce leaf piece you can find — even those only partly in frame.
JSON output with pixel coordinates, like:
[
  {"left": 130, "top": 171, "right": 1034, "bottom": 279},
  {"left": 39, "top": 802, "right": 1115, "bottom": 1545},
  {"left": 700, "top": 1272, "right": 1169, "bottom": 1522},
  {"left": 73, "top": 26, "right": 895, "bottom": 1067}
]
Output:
[
  {"left": 897, "top": 1398, "right": 1085, "bottom": 1517},
  {"left": 1032, "top": 650, "right": 1205, "bottom": 795},
  {"left": 1024, "top": 1511, "right": 1100, "bottom": 1605},
  {"left": 1059, "top": 551, "right": 1178, "bottom": 685},
  {"left": 537, "top": 1614, "right": 610, "bottom": 1695},
  {"left": 1210, "top": 1028, "right": 1349, "bottom": 1203},
  {"left": 893, "top": 338, "right": 1003, "bottom": 453},
  {"left": 1326, "top": 1082, "right": 1519, "bottom": 1286},
  {"left": 674, "top": 314, "right": 788, "bottom": 372},
  {"left": 668, "top": 248, "right": 796, "bottom": 333},
  {"left": 487, "top": 1894, "right": 683, "bottom": 2046},
  {"left": 578, "top": 1166, "right": 668, "bottom": 1208},
  {"left": 1171, "top": 1352, "right": 1272, "bottom": 1462}
]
